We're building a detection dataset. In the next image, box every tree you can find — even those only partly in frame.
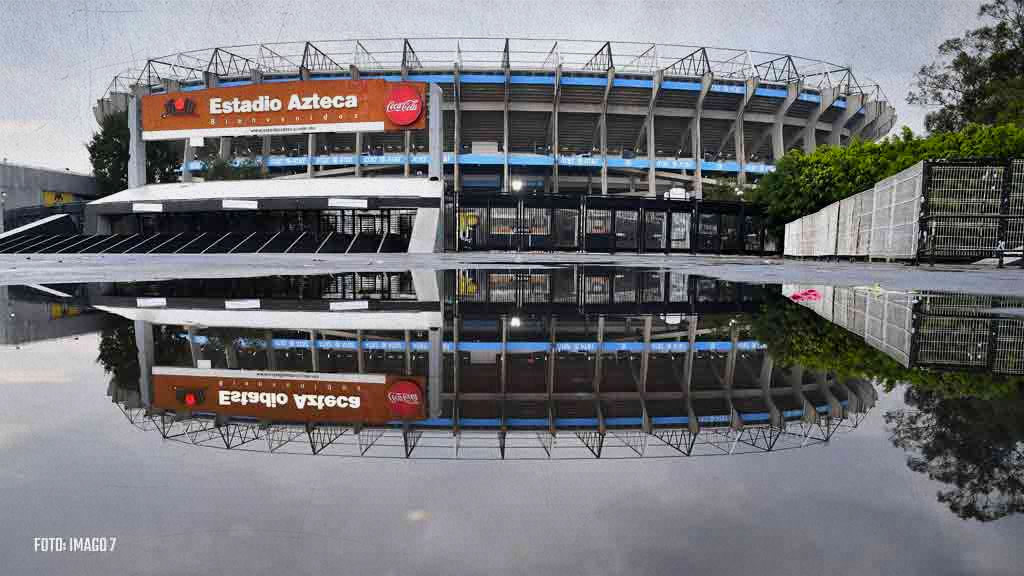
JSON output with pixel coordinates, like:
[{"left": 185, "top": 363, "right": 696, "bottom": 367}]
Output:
[
  {"left": 203, "top": 156, "right": 262, "bottom": 181},
  {"left": 86, "top": 112, "right": 178, "bottom": 196},
  {"left": 907, "top": 0, "right": 1024, "bottom": 133},
  {"left": 886, "top": 386, "right": 1024, "bottom": 521}
]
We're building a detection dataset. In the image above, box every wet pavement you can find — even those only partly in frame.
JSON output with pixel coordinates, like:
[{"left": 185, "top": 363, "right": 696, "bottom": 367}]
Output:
[{"left": 1, "top": 265, "right": 1022, "bottom": 575}]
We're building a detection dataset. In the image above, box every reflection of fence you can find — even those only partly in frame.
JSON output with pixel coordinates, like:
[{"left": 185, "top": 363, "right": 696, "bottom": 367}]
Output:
[
  {"left": 784, "top": 285, "right": 1024, "bottom": 375},
  {"left": 784, "top": 284, "right": 913, "bottom": 367},
  {"left": 784, "top": 159, "right": 1024, "bottom": 264}
]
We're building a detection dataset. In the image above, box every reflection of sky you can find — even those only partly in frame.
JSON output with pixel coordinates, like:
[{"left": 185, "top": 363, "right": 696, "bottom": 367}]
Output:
[{"left": 1, "top": 335, "right": 1022, "bottom": 575}]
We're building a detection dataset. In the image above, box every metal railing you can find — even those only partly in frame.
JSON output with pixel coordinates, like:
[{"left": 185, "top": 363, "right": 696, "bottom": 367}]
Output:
[{"left": 100, "top": 37, "right": 888, "bottom": 104}]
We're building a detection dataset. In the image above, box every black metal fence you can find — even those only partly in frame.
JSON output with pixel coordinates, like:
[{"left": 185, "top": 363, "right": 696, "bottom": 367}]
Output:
[
  {"left": 919, "top": 158, "right": 1024, "bottom": 264},
  {"left": 446, "top": 194, "right": 776, "bottom": 254}
]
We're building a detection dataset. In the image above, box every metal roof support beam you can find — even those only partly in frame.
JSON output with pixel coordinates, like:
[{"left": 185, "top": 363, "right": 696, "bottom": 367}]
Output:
[
  {"left": 771, "top": 83, "right": 800, "bottom": 161},
  {"left": 828, "top": 93, "right": 863, "bottom": 146},
  {"left": 759, "top": 353, "right": 781, "bottom": 426},
  {"left": 547, "top": 317, "right": 557, "bottom": 437},
  {"left": 849, "top": 100, "right": 881, "bottom": 140},
  {"left": 551, "top": 63, "right": 562, "bottom": 194},
  {"left": 692, "top": 74, "right": 712, "bottom": 198},
  {"left": 301, "top": 65, "right": 314, "bottom": 177},
  {"left": 453, "top": 316, "right": 461, "bottom": 435},
  {"left": 356, "top": 329, "right": 365, "bottom": 373},
  {"left": 429, "top": 326, "right": 443, "bottom": 419},
  {"left": 301, "top": 41, "right": 341, "bottom": 74},
  {"left": 599, "top": 67, "right": 615, "bottom": 195},
  {"left": 310, "top": 331, "right": 319, "bottom": 371},
  {"left": 265, "top": 330, "right": 277, "bottom": 370},
  {"left": 402, "top": 61, "right": 411, "bottom": 177},
  {"left": 736, "top": 77, "right": 758, "bottom": 185},
  {"left": 638, "top": 315, "right": 652, "bottom": 433},
  {"left": 803, "top": 87, "right": 839, "bottom": 154},
  {"left": 502, "top": 39, "right": 511, "bottom": 193},
  {"left": 127, "top": 84, "right": 148, "bottom": 189},
  {"left": 866, "top": 105, "right": 895, "bottom": 140},
  {"left": 593, "top": 315, "right": 606, "bottom": 435},
  {"left": 453, "top": 63, "right": 462, "bottom": 193},
  {"left": 639, "top": 70, "right": 663, "bottom": 194}
]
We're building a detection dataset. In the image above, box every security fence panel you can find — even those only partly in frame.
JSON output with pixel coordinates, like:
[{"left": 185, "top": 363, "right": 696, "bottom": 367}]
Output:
[
  {"left": 614, "top": 209, "right": 639, "bottom": 251},
  {"left": 644, "top": 210, "right": 667, "bottom": 251},
  {"left": 815, "top": 204, "right": 839, "bottom": 257},
  {"left": 836, "top": 194, "right": 860, "bottom": 256},
  {"left": 670, "top": 211, "right": 691, "bottom": 251},
  {"left": 784, "top": 221, "right": 801, "bottom": 256},
  {"left": 855, "top": 188, "right": 874, "bottom": 256},
  {"left": 800, "top": 213, "right": 816, "bottom": 257},
  {"left": 1007, "top": 159, "right": 1024, "bottom": 255},
  {"left": 552, "top": 207, "right": 580, "bottom": 249},
  {"left": 916, "top": 316, "right": 991, "bottom": 369},
  {"left": 888, "top": 162, "right": 924, "bottom": 259},
  {"left": 993, "top": 319, "right": 1024, "bottom": 375},
  {"left": 521, "top": 207, "right": 552, "bottom": 251},
  {"left": 923, "top": 161, "right": 1004, "bottom": 259},
  {"left": 863, "top": 290, "right": 912, "bottom": 367}
]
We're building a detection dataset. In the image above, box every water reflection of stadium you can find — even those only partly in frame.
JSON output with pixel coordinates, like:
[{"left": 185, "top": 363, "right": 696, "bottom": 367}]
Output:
[{"left": 102, "top": 267, "right": 874, "bottom": 459}]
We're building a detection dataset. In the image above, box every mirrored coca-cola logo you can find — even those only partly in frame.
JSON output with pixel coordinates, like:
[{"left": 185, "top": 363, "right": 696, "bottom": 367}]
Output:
[
  {"left": 384, "top": 85, "right": 423, "bottom": 126},
  {"left": 386, "top": 379, "right": 424, "bottom": 419}
]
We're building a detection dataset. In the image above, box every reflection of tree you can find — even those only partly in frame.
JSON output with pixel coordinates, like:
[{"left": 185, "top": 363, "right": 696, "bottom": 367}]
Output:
[
  {"left": 752, "top": 294, "right": 1022, "bottom": 399},
  {"left": 97, "top": 320, "right": 195, "bottom": 390},
  {"left": 97, "top": 318, "right": 140, "bottom": 391},
  {"left": 885, "top": 386, "right": 1024, "bottom": 521}
]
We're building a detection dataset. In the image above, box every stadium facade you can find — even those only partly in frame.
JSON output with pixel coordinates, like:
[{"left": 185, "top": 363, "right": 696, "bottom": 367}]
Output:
[{"left": 4, "top": 38, "right": 897, "bottom": 256}]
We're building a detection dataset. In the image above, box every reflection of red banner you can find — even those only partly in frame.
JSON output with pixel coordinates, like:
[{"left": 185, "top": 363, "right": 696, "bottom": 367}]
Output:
[
  {"left": 789, "top": 288, "right": 822, "bottom": 302},
  {"left": 152, "top": 367, "right": 425, "bottom": 424}
]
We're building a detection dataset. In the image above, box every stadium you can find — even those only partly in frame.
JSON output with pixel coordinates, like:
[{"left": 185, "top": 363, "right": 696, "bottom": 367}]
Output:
[
  {"left": 85, "top": 267, "right": 876, "bottom": 460},
  {"left": 3, "top": 38, "right": 896, "bottom": 256}
]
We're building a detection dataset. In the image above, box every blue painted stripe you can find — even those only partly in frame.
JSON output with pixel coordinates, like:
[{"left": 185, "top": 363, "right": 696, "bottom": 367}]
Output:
[
  {"left": 460, "top": 74, "right": 506, "bottom": 84},
  {"left": 612, "top": 78, "right": 653, "bottom": 89},
  {"left": 187, "top": 335, "right": 765, "bottom": 353},
  {"left": 754, "top": 87, "right": 787, "bottom": 98},
  {"left": 560, "top": 76, "right": 608, "bottom": 87},
  {"left": 651, "top": 416, "right": 689, "bottom": 425},
  {"left": 606, "top": 417, "right": 644, "bottom": 425},
  {"left": 509, "top": 75, "right": 555, "bottom": 85},
  {"left": 697, "top": 414, "right": 731, "bottom": 423},
  {"left": 218, "top": 80, "right": 253, "bottom": 87},
  {"left": 460, "top": 418, "right": 502, "bottom": 427},
  {"left": 833, "top": 99, "right": 847, "bottom": 109},
  {"left": 193, "top": 152, "right": 775, "bottom": 174},
  {"left": 799, "top": 92, "right": 822, "bottom": 103},
  {"left": 554, "top": 418, "right": 600, "bottom": 426},
  {"left": 741, "top": 412, "right": 771, "bottom": 423},
  {"left": 262, "top": 76, "right": 301, "bottom": 83},
  {"left": 782, "top": 409, "right": 804, "bottom": 418},
  {"left": 710, "top": 84, "right": 744, "bottom": 95},
  {"left": 661, "top": 80, "right": 701, "bottom": 91},
  {"left": 506, "top": 418, "right": 549, "bottom": 427},
  {"left": 816, "top": 404, "right": 831, "bottom": 414},
  {"left": 408, "top": 74, "right": 454, "bottom": 83}
]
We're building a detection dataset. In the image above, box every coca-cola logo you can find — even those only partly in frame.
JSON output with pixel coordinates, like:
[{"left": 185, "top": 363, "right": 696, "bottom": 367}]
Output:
[
  {"left": 384, "top": 85, "right": 423, "bottom": 126},
  {"left": 386, "top": 379, "right": 423, "bottom": 419},
  {"left": 162, "top": 97, "right": 196, "bottom": 118}
]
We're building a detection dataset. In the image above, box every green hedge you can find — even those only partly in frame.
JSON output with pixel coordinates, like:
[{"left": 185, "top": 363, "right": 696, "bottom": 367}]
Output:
[{"left": 750, "top": 123, "right": 1024, "bottom": 233}]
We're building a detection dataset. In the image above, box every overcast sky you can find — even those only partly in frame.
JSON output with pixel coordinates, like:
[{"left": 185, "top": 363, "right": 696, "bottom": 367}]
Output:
[{"left": 0, "top": 0, "right": 985, "bottom": 174}]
